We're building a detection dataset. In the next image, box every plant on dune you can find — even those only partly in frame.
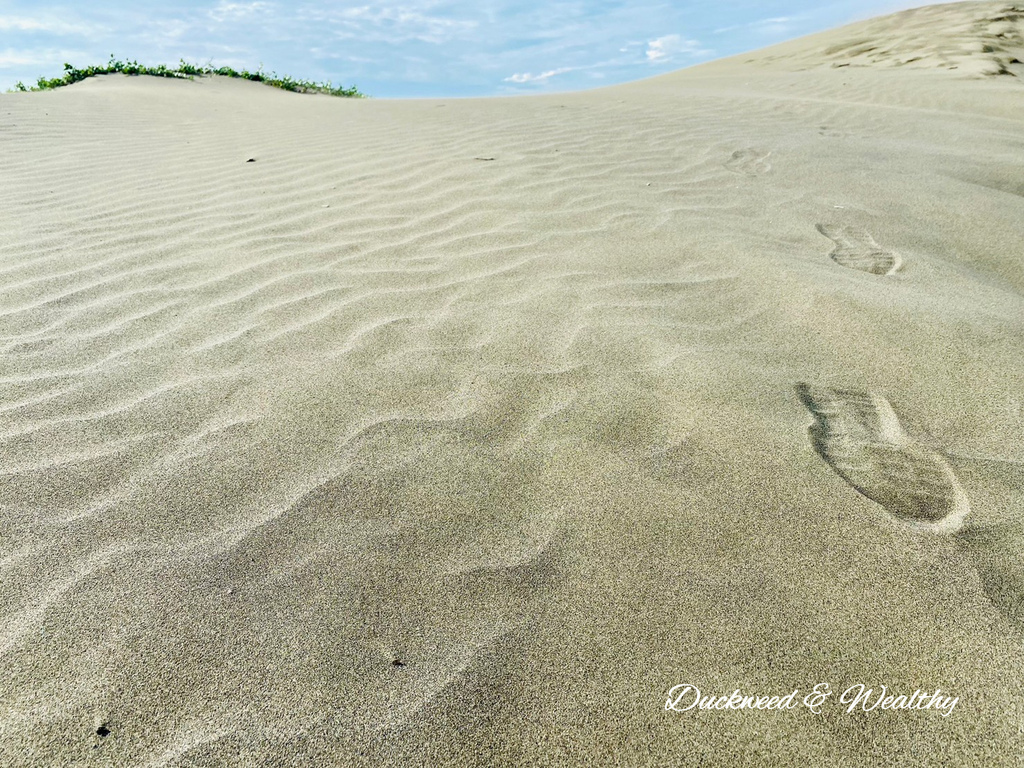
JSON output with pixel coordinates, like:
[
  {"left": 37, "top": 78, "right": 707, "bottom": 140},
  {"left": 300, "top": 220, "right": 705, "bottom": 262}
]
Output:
[{"left": 8, "top": 56, "right": 365, "bottom": 97}]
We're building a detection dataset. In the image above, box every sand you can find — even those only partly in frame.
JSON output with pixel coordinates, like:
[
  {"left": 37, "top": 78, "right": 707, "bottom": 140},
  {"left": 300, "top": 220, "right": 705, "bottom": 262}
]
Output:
[{"left": 1, "top": 1, "right": 1023, "bottom": 765}]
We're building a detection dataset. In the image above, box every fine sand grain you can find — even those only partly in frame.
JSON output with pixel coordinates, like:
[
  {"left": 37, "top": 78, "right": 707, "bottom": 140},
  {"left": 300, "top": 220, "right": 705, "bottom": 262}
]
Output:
[{"left": 2, "top": 2, "right": 1023, "bottom": 765}]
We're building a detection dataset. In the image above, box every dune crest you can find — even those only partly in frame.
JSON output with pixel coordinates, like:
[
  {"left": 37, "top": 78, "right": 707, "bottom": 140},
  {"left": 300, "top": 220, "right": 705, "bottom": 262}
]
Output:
[{"left": 744, "top": 1, "right": 1024, "bottom": 77}]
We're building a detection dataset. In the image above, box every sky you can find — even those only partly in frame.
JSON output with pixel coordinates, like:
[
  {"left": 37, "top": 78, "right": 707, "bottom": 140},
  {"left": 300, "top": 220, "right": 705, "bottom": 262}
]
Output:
[{"left": 1, "top": 1, "right": 930, "bottom": 98}]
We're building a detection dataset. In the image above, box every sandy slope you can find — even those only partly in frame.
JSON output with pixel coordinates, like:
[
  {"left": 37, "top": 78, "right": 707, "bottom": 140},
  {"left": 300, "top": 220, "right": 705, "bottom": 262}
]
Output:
[{"left": 1, "top": 1, "right": 1023, "bottom": 765}]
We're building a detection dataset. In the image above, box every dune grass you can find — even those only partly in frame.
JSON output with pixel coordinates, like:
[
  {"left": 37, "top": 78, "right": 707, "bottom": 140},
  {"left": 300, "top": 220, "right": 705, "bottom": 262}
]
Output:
[{"left": 10, "top": 56, "right": 365, "bottom": 97}]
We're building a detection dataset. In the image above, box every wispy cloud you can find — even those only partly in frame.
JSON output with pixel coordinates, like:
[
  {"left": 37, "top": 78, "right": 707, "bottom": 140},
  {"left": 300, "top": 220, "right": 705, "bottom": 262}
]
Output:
[
  {"left": 714, "top": 16, "right": 798, "bottom": 38},
  {"left": 755, "top": 16, "right": 796, "bottom": 35},
  {"left": 0, "top": 16, "right": 49, "bottom": 31},
  {"left": 0, "top": 48, "right": 53, "bottom": 67},
  {"left": 209, "top": 2, "right": 274, "bottom": 23},
  {"left": 645, "top": 34, "right": 707, "bottom": 62},
  {"left": 501, "top": 27, "right": 711, "bottom": 91},
  {"left": 296, "top": 4, "right": 478, "bottom": 45},
  {"left": 0, "top": 45, "right": 89, "bottom": 74},
  {"left": 0, "top": 14, "right": 103, "bottom": 36},
  {"left": 504, "top": 66, "right": 576, "bottom": 84}
]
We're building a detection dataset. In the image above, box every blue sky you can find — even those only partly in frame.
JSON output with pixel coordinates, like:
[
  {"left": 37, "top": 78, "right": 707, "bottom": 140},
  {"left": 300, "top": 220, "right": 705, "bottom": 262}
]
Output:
[{"left": 2, "top": 1, "right": 926, "bottom": 98}]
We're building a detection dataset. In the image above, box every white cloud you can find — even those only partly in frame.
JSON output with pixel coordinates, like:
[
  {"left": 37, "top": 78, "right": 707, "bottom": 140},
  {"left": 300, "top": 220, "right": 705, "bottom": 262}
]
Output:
[
  {"left": 0, "top": 16, "right": 47, "bottom": 31},
  {"left": 503, "top": 66, "right": 575, "bottom": 84},
  {"left": 0, "top": 49, "right": 47, "bottom": 67},
  {"left": 209, "top": 2, "right": 273, "bottom": 23},
  {"left": 645, "top": 34, "right": 705, "bottom": 62},
  {"left": 0, "top": 46, "right": 91, "bottom": 77},
  {"left": 714, "top": 16, "right": 798, "bottom": 37},
  {"left": 0, "top": 15, "right": 100, "bottom": 36},
  {"left": 298, "top": 5, "right": 477, "bottom": 45},
  {"left": 501, "top": 27, "right": 713, "bottom": 90},
  {"left": 144, "top": 18, "right": 191, "bottom": 41},
  {"left": 749, "top": 16, "right": 795, "bottom": 37}
]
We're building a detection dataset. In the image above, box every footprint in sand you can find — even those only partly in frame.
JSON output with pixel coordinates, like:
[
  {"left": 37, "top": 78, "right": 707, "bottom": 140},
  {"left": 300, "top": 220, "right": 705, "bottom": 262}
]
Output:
[
  {"left": 796, "top": 383, "right": 969, "bottom": 533},
  {"left": 816, "top": 224, "right": 902, "bottom": 275},
  {"left": 724, "top": 148, "right": 772, "bottom": 176}
]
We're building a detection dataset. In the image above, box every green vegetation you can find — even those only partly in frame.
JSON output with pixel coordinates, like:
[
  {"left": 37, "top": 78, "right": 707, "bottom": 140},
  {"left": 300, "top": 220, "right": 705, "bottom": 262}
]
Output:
[{"left": 10, "top": 56, "right": 365, "bottom": 97}]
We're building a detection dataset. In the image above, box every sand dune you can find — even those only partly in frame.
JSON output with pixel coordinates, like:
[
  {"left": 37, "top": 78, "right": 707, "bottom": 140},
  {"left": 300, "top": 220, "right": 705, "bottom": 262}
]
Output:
[
  {"left": 743, "top": 1, "right": 1024, "bottom": 76},
  {"left": 2, "top": 1, "right": 1023, "bottom": 765}
]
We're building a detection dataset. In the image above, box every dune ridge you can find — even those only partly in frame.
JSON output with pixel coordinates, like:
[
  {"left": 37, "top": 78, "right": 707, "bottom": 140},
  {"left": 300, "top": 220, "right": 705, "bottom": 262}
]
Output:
[{"left": 740, "top": 1, "right": 1024, "bottom": 77}]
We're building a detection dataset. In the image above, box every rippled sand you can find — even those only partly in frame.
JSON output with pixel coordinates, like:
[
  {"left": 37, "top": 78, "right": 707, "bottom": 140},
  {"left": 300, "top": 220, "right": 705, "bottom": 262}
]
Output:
[{"left": 2, "top": 2, "right": 1024, "bottom": 765}]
